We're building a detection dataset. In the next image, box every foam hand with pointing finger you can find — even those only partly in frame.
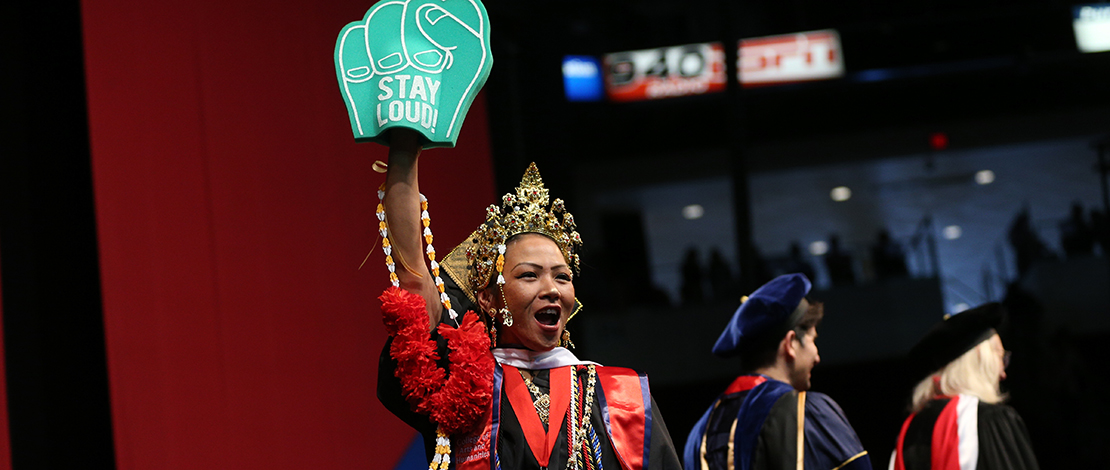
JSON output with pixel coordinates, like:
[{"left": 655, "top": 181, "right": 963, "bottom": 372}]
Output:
[{"left": 335, "top": 0, "right": 492, "bottom": 148}]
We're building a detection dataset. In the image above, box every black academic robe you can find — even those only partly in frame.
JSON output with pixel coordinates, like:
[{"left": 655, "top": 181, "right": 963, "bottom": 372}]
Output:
[
  {"left": 892, "top": 394, "right": 1039, "bottom": 470},
  {"left": 377, "top": 321, "right": 683, "bottom": 470},
  {"left": 684, "top": 375, "right": 871, "bottom": 470}
]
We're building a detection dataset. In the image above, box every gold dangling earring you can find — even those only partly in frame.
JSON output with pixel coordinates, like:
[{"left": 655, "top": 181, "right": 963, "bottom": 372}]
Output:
[
  {"left": 561, "top": 329, "right": 575, "bottom": 349},
  {"left": 500, "top": 307, "right": 513, "bottom": 326},
  {"left": 489, "top": 318, "right": 498, "bottom": 346}
]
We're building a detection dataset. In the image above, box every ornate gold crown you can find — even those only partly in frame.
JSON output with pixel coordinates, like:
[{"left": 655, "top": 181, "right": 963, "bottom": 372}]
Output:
[
  {"left": 468, "top": 162, "right": 581, "bottom": 292},
  {"left": 441, "top": 163, "right": 582, "bottom": 307}
]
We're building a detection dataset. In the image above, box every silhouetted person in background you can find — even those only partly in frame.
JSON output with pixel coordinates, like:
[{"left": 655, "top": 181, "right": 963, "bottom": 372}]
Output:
[
  {"left": 1007, "top": 207, "right": 1054, "bottom": 279},
  {"left": 707, "top": 248, "right": 736, "bottom": 302},
  {"left": 871, "top": 228, "right": 909, "bottom": 281},
  {"left": 1091, "top": 209, "right": 1110, "bottom": 256},
  {"left": 1059, "top": 200, "right": 1094, "bottom": 258},
  {"left": 682, "top": 247, "right": 705, "bottom": 305},
  {"left": 685, "top": 274, "right": 872, "bottom": 470},
  {"left": 825, "top": 234, "right": 856, "bottom": 287},
  {"left": 749, "top": 245, "right": 775, "bottom": 289},
  {"left": 784, "top": 241, "right": 817, "bottom": 283}
]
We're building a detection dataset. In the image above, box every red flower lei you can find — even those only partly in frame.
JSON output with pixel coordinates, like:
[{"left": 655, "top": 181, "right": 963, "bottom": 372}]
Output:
[{"left": 379, "top": 286, "right": 494, "bottom": 434}]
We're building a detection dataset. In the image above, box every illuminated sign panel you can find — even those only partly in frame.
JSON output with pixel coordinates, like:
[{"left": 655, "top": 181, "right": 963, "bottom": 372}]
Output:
[
  {"left": 604, "top": 43, "right": 726, "bottom": 102},
  {"left": 739, "top": 30, "right": 845, "bottom": 87},
  {"left": 1074, "top": 4, "right": 1110, "bottom": 53},
  {"left": 563, "top": 56, "right": 604, "bottom": 102}
]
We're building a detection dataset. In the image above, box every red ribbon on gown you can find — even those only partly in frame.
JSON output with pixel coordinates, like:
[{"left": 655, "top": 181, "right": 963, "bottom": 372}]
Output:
[{"left": 502, "top": 364, "right": 571, "bottom": 467}]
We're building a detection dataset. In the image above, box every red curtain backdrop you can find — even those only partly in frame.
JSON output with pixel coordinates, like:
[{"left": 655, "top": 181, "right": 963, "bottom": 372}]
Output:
[{"left": 81, "top": 0, "right": 495, "bottom": 468}]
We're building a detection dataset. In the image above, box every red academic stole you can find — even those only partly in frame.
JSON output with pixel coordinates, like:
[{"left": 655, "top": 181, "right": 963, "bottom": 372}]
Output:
[
  {"left": 893, "top": 396, "right": 964, "bottom": 470},
  {"left": 502, "top": 364, "right": 572, "bottom": 467},
  {"left": 595, "top": 367, "right": 652, "bottom": 470},
  {"left": 455, "top": 364, "right": 651, "bottom": 470},
  {"left": 454, "top": 364, "right": 502, "bottom": 470}
]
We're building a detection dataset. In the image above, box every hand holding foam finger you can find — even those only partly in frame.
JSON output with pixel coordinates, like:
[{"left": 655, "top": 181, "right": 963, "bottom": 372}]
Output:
[{"left": 334, "top": 0, "right": 492, "bottom": 148}]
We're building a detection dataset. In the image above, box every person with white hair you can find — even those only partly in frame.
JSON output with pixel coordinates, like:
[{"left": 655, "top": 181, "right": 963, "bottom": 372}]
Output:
[{"left": 890, "top": 303, "right": 1039, "bottom": 470}]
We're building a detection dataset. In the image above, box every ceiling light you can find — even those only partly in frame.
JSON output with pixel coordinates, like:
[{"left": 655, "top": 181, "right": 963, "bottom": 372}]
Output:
[
  {"left": 975, "top": 170, "right": 995, "bottom": 185},
  {"left": 809, "top": 241, "right": 829, "bottom": 256},
  {"left": 830, "top": 186, "right": 852, "bottom": 202},
  {"left": 682, "top": 204, "right": 705, "bottom": 220},
  {"left": 942, "top": 225, "right": 962, "bottom": 240}
]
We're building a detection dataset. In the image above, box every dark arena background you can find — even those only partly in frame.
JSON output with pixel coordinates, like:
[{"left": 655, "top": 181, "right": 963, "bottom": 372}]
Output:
[{"left": 3, "top": 0, "right": 1108, "bottom": 469}]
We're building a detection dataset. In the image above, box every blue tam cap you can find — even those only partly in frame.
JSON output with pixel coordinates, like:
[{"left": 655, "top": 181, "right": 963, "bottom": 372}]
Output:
[{"left": 712, "top": 273, "right": 812, "bottom": 358}]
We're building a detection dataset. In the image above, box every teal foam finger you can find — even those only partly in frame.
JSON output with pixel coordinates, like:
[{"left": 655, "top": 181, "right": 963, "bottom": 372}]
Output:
[{"left": 334, "top": 0, "right": 493, "bottom": 148}]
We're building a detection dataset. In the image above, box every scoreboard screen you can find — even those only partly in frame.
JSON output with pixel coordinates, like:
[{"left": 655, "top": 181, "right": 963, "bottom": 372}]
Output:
[
  {"left": 1074, "top": 4, "right": 1110, "bottom": 53},
  {"left": 563, "top": 56, "right": 604, "bottom": 102},
  {"left": 604, "top": 42, "right": 726, "bottom": 102},
  {"left": 739, "top": 30, "right": 845, "bottom": 87}
]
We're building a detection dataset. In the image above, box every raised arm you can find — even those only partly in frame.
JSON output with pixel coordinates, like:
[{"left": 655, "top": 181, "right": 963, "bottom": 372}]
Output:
[{"left": 383, "top": 129, "right": 441, "bottom": 331}]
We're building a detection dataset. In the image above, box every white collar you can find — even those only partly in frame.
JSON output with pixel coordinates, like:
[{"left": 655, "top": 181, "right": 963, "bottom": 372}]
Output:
[{"left": 492, "top": 347, "right": 600, "bottom": 370}]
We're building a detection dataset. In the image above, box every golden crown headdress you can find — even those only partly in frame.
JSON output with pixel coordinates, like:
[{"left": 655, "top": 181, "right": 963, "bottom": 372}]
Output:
[
  {"left": 441, "top": 163, "right": 583, "bottom": 309},
  {"left": 469, "top": 162, "right": 582, "bottom": 291}
]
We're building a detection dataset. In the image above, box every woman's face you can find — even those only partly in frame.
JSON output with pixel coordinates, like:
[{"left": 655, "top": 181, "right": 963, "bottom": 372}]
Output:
[
  {"left": 484, "top": 233, "right": 575, "bottom": 351},
  {"left": 989, "top": 334, "right": 1007, "bottom": 381}
]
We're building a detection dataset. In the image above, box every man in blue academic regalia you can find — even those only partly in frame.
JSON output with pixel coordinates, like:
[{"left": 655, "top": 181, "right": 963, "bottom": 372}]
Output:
[{"left": 683, "top": 273, "right": 872, "bottom": 470}]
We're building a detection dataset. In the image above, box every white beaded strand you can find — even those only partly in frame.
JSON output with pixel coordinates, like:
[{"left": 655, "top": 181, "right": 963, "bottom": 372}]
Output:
[
  {"left": 377, "top": 187, "right": 460, "bottom": 469},
  {"left": 421, "top": 194, "right": 459, "bottom": 323},
  {"left": 377, "top": 185, "right": 459, "bottom": 325},
  {"left": 429, "top": 428, "right": 451, "bottom": 470},
  {"left": 376, "top": 188, "right": 398, "bottom": 288}
]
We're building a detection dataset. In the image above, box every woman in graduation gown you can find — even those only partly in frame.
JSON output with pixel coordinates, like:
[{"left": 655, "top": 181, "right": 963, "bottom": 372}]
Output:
[
  {"left": 374, "top": 131, "right": 683, "bottom": 470},
  {"left": 891, "top": 302, "right": 1040, "bottom": 470}
]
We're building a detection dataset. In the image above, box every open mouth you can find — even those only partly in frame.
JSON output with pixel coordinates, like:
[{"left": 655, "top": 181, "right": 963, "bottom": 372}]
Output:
[{"left": 535, "top": 308, "right": 560, "bottom": 326}]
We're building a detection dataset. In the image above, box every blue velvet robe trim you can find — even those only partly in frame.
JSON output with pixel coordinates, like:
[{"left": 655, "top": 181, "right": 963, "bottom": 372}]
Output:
[
  {"left": 684, "top": 376, "right": 792, "bottom": 470},
  {"left": 684, "top": 376, "right": 871, "bottom": 470}
]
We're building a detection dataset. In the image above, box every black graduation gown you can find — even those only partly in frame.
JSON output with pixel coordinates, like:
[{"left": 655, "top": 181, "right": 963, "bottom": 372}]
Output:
[
  {"left": 892, "top": 395, "right": 1039, "bottom": 470},
  {"left": 684, "top": 375, "right": 871, "bottom": 470},
  {"left": 377, "top": 321, "right": 683, "bottom": 470}
]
